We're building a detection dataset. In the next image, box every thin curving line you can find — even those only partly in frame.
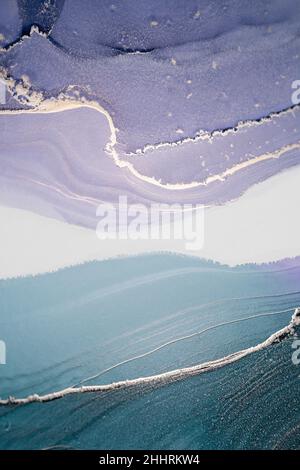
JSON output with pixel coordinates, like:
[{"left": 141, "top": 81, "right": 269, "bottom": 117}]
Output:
[
  {"left": 73, "top": 307, "right": 294, "bottom": 387},
  {"left": 1, "top": 307, "right": 299, "bottom": 406}
]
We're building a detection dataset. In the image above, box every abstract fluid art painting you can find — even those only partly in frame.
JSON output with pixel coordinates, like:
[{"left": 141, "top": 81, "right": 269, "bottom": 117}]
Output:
[{"left": 0, "top": 0, "right": 300, "bottom": 461}]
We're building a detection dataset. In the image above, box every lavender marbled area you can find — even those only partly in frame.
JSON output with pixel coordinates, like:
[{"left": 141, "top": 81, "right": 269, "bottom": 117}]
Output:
[
  {"left": 0, "top": 0, "right": 21, "bottom": 48},
  {"left": 124, "top": 107, "right": 300, "bottom": 185},
  {"left": 0, "top": 1, "right": 299, "bottom": 227},
  {"left": 0, "top": 1, "right": 300, "bottom": 153},
  {"left": 0, "top": 108, "right": 140, "bottom": 229},
  {"left": 0, "top": 106, "right": 300, "bottom": 231},
  {"left": 51, "top": 0, "right": 296, "bottom": 53},
  {"left": 17, "top": 0, "right": 65, "bottom": 36},
  {"left": 0, "top": 0, "right": 65, "bottom": 49}
]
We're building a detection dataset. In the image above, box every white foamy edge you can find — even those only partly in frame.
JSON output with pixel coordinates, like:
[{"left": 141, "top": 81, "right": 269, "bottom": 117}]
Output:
[
  {"left": 1, "top": 308, "right": 299, "bottom": 406},
  {"left": 0, "top": 26, "right": 48, "bottom": 54},
  {"left": 0, "top": 69, "right": 300, "bottom": 190},
  {"left": 126, "top": 105, "right": 300, "bottom": 156}
]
